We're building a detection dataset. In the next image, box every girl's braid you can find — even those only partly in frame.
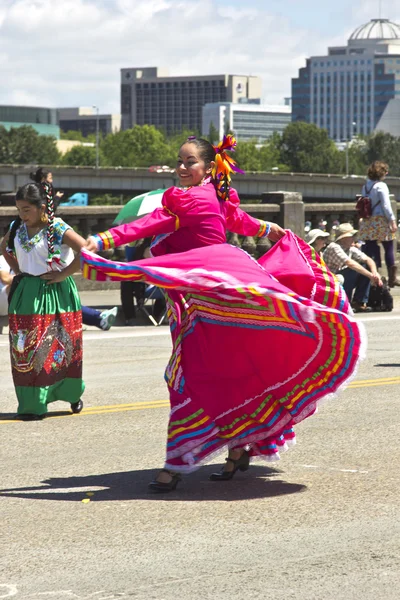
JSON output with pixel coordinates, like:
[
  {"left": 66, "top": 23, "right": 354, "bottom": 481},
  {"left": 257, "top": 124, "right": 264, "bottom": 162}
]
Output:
[{"left": 42, "top": 181, "right": 56, "bottom": 265}]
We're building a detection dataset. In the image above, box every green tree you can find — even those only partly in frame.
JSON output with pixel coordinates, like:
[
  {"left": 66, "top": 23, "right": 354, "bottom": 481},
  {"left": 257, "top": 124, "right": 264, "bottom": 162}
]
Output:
[
  {"left": 365, "top": 132, "right": 400, "bottom": 175},
  {"left": 0, "top": 125, "right": 9, "bottom": 163},
  {"left": 62, "top": 145, "right": 99, "bottom": 166},
  {"left": 337, "top": 138, "right": 368, "bottom": 176},
  {"left": 0, "top": 125, "right": 60, "bottom": 164},
  {"left": 60, "top": 129, "right": 97, "bottom": 144},
  {"left": 279, "top": 122, "right": 341, "bottom": 173},
  {"left": 232, "top": 137, "right": 286, "bottom": 173},
  {"left": 101, "top": 125, "right": 171, "bottom": 167},
  {"left": 60, "top": 130, "right": 85, "bottom": 141},
  {"left": 258, "top": 134, "right": 286, "bottom": 171},
  {"left": 208, "top": 122, "right": 219, "bottom": 146},
  {"left": 234, "top": 140, "right": 262, "bottom": 171}
]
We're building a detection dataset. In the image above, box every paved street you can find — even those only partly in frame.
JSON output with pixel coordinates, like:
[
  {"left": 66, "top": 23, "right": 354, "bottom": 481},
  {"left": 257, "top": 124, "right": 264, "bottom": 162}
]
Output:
[{"left": 0, "top": 290, "right": 399, "bottom": 600}]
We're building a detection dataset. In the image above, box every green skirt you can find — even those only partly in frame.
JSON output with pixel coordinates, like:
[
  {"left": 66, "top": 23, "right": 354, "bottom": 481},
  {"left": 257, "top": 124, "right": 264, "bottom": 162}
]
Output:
[{"left": 8, "top": 275, "right": 85, "bottom": 415}]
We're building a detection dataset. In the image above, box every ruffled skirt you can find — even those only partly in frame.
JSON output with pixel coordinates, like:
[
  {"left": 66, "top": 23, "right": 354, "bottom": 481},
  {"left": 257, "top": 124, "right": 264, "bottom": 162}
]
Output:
[{"left": 81, "top": 232, "right": 365, "bottom": 472}]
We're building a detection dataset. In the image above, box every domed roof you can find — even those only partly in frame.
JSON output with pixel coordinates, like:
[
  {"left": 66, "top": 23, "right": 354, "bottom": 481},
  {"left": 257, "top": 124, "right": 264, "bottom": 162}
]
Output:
[{"left": 350, "top": 18, "right": 400, "bottom": 41}]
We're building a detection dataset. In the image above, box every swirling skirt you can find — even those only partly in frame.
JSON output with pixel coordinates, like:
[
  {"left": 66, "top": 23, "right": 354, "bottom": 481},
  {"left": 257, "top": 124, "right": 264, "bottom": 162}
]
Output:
[{"left": 81, "top": 232, "right": 365, "bottom": 472}]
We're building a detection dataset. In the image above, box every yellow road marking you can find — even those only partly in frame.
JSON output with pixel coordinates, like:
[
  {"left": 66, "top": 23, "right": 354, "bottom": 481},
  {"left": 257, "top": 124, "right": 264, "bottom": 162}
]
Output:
[
  {"left": 348, "top": 376, "right": 400, "bottom": 388},
  {"left": 1, "top": 375, "right": 399, "bottom": 424},
  {"left": 83, "top": 399, "right": 168, "bottom": 411}
]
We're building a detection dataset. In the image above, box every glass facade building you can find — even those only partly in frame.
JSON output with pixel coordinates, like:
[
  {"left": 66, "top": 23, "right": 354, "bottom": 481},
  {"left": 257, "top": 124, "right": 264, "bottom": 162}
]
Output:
[
  {"left": 0, "top": 105, "right": 60, "bottom": 137},
  {"left": 121, "top": 67, "right": 262, "bottom": 133},
  {"left": 291, "top": 19, "right": 400, "bottom": 140},
  {"left": 58, "top": 107, "right": 121, "bottom": 137},
  {"left": 202, "top": 102, "right": 291, "bottom": 142}
]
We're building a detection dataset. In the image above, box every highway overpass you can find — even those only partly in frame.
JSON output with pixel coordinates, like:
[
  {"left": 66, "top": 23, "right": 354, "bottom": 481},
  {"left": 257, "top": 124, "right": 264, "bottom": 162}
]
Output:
[{"left": 2, "top": 164, "right": 400, "bottom": 202}]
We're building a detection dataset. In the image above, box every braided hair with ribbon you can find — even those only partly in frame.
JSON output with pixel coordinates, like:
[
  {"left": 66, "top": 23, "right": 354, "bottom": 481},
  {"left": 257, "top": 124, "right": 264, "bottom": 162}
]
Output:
[
  {"left": 184, "top": 134, "right": 244, "bottom": 201},
  {"left": 29, "top": 168, "right": 61, "bottom": 267},
  {"left": 41, "top": 180, "right": 61, "bottom": 267}
]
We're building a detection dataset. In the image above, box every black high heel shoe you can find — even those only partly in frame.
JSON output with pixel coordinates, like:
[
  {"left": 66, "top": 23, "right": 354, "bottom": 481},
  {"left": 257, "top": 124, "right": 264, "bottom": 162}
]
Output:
[
  {"left": 209, "top": 450, "right": 250, "bottom": 481},
  {"left": 148, "top": 469, "right": 182, "bottom": 493},
  {"left": 71, "top": 400, "right": 83, "bottom": 414}
]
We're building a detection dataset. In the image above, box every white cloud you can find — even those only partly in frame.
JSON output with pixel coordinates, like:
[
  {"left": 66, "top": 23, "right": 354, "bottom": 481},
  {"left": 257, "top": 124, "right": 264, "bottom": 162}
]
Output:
[{"left": 0, "top": 0, "right": 398, "bottom": 114}]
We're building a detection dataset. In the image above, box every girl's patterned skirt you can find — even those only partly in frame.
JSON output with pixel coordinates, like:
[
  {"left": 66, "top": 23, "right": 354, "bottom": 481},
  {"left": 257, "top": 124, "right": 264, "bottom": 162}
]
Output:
[
  {"left": 8, "top": 275, "right": 84, "bottom": 416},
  {"left": 81, "top": 232, "right": 365, "bottom": 472}
]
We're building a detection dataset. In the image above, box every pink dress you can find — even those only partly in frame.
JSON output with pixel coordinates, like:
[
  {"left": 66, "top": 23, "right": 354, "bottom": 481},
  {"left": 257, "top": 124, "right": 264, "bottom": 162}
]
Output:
[{"left": 81, "top": 182, "right": 364, "bottom": 473}]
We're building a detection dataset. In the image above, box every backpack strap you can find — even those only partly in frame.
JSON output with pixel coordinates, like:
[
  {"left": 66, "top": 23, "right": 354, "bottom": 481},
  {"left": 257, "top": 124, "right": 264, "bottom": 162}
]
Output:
[
  {"left": 363, "top": 181, "right": 381, "bottom": 214},
  {"left": 364, "top": 181, "right": 378, "bottom": 195}
]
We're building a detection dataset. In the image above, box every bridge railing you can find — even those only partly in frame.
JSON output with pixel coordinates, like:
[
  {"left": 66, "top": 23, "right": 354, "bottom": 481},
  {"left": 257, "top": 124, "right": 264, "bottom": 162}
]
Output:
[{"left": 0, "top": 192, "right": 398, "bottom": 254}]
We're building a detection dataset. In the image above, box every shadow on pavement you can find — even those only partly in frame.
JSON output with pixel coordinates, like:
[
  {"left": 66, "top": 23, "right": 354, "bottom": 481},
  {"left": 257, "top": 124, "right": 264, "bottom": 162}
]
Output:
[
  {"left": 0, "top": 410, "right": 74, "bottom": 421},
  {"left": 0, "top": 466, "right": 307, "bottom": 502}
]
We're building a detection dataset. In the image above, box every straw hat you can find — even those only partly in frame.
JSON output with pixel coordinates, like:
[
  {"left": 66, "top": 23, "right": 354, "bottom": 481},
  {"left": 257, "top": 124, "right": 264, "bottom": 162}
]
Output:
[
  {"left": 335, "top": 223, "right": 358, "bottom": 242},
  {"left": 305, "top": 229, "right": 330, "bottom": 245}
]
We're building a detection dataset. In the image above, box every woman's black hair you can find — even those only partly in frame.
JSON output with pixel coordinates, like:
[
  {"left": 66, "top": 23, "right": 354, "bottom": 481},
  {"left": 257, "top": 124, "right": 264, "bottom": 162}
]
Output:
[
  {"left": 29, "top": 167, "right": 50, "bottom": 183},
  {"left": 185, "top": 137, "right": 216, "bottom": 168},
  {"left": 7, "top": 182, "right": 56, "bottom": 262},
  {"left": 183, "top": 137, "right": 231, "bottom": 201}
]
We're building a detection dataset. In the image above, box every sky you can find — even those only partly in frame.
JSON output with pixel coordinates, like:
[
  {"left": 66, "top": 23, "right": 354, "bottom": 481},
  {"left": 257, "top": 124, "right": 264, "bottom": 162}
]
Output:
[{"left": 1, "top": 0, "right": 400, "bottom": 113}]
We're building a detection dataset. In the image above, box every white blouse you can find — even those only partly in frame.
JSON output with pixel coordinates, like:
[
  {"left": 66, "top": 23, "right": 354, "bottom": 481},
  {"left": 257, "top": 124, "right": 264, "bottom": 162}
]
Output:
[{"left": 14, "top": 218, "right": 74, "bottom": 276}]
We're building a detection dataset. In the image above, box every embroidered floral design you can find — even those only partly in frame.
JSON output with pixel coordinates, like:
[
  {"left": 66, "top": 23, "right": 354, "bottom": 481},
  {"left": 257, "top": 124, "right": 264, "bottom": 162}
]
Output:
[{"left": 17, "top": 219, "right": 69, "bottom": 254}]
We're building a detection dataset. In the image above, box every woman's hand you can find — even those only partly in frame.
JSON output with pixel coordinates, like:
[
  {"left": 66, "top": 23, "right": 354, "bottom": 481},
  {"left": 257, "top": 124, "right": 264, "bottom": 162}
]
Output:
[
  {"left": 55, "top": 191, "right": 64, "bottom": 199},
  {"left": 267, "top": 223, "right": 286, "bottom": 242},
  {"left": 390, "top": 220, "right": 397, "bottom": 233},
  {"left": 85, "top": 236, "right": 99, "bottom": 252},
  {"left": 40, "top": 271, "right": 68, "bottom": 284}
]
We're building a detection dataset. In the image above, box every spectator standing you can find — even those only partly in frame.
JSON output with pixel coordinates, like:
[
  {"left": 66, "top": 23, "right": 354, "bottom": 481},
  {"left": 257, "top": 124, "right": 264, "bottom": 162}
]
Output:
[{"left": 358, "top": 161, "right": 400, "bottom": 287}]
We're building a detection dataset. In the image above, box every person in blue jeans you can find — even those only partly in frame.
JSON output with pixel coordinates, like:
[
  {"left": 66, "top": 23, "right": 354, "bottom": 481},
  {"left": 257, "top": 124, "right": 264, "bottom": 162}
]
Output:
[
  {"left": 81, "top": 305, "right": 118, "bottom": 330},
  {"left": 323, "top": 223, "right": 382, "bottom": 313}
]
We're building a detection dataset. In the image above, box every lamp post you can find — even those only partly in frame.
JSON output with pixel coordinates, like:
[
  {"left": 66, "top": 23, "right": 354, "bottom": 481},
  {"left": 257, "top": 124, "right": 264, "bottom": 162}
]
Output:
[
  {"left": 93, "top": 105, "right": 99, "bottom": 169},
  {"left": 345, "top": 121, "right": 357, "bottom": 177}
]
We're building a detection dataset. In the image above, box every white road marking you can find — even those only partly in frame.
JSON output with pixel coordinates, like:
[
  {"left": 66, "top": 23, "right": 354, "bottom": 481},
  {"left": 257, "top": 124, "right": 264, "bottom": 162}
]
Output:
[
  {"left": 298, "top": 464, "right": 369, "bottom": 474},
  {"left": 1, "top": 486, "right": 108, "bottom": 495},
  {"left": 358, "top": 315, "right": 400, "bottom": 322},
  {"left": 0, "top": 585, "right": 18, "bottom": 598}
]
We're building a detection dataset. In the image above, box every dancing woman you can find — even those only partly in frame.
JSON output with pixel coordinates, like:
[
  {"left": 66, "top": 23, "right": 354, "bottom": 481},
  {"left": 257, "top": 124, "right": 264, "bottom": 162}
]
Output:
[
  {"left": 83, "top": 135, "right": 364, "bottom": 492},
  {"left": 1, "top": 183, "right": 85, "bottom": 420}
]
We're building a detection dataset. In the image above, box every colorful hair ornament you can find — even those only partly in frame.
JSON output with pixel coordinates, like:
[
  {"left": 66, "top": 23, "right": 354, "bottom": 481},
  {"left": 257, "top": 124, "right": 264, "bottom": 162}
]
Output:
[{"left": 212, "top": 134, "right": 244, "bottom": 201}]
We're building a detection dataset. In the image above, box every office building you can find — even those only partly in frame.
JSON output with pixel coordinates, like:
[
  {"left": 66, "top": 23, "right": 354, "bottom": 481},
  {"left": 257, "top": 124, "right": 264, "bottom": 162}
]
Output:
[
  {"left": 202, "top": 102, "right": 291, "bottom": 142},
  {"left": 121, "top": 67, "right": 262, "bottom": 133},
  {"left": 291, "top": 18, "right": 400, "bottom": 140},
  {"left": 0, "top": 105, "right": 60, "bottom": 137},
  {"left": 58, "top": 107, "right": 121, "bottom": 137}
]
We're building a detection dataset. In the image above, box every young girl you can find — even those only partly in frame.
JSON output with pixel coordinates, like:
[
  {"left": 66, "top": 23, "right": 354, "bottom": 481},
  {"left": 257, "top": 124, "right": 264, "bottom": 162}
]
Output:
[
  {"left": 1, "top": 183, "right": 85, "bottom": 420},
  {"left": 30, "top": 167, "right": 64, "bottom": 204}
]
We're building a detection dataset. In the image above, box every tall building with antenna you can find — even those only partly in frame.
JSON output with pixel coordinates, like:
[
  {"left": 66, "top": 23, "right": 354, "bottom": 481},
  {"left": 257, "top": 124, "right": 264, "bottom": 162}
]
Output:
[{"left": 291, "top": 18, "right": 400, "bottom": 139}]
